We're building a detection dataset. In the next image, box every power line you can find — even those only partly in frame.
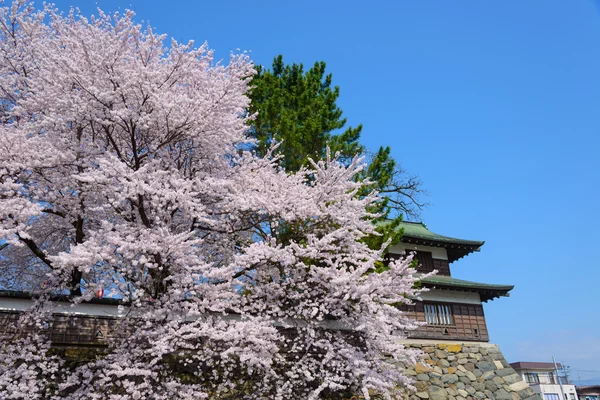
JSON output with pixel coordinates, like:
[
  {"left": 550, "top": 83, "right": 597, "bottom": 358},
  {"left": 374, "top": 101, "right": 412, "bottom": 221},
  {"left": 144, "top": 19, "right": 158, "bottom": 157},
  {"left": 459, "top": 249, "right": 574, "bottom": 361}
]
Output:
[{"left": 570, "top": 369, "right": 600, "bottom": 374}]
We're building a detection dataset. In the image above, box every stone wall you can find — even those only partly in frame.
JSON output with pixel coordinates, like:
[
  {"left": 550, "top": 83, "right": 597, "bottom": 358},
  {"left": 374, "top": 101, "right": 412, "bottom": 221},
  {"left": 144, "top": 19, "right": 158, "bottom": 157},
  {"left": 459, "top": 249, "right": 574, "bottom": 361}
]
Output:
[{"left": 403, "top": 342, "right": 541, "bottom": 400}]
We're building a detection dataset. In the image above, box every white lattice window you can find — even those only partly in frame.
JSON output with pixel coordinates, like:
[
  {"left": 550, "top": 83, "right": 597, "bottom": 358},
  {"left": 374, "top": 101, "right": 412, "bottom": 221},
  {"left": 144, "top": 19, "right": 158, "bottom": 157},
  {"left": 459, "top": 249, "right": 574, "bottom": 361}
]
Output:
[{"left": 424, "top": 303, "right": 453, "bottom": 325}]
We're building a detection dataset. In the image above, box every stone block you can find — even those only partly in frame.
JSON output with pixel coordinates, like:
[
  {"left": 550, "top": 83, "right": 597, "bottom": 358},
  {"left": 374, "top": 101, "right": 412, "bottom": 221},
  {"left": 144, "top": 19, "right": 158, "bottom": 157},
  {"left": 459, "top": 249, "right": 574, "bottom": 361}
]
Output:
[
  {"left": 435, "top": 349, "right": 448, "bottom": 359},
  {"left": 446, "top": 344, "right": 462, "bottom": 353},
  {"left": 417, "top": 374, "right": 430, "bottom": 381},
  {"left": 428, "top": 385, "right": 448, "bottom": 400},
  {"left": 480, "top": 371, "right": 495, "bottom": 381},
  {"left": 416, "top": 363, "right": 433, "bottom": 373},
  {"left": 430, "top": 377, "right": 443, "bottom": 387},
  {"left": 518, "top": 388, "right": 537, "bottom": 398},
  {"left": 492, "top": 377, "right": 505, "bottom": 385},
  {"left": 494, "top": 360, "right": 504, "bottom": 370},
  {"left": 438, "top": 359, "right": 450, "bottom": 368},
  {"left": 495, "top": 389, "right": 512, "bottom": 400},
  {"left": 441, "top": 374, "right": 459, "bottom": 384},
  {"left": 476, "top": 361, "right": 497, "bottom": 372},
  {"left": 416, "top": 392, "right": 430, "bottom": 399},
  {"left": 484, "top": 389, "right": 496, "bottom": 400},
  {"left": 495, "top": 368, "right": 515, "bottom": 377},
  {"left": 465, "top": 371, "right": 477, "bottom": 381},
  {"left": 508, "top": 380, "right": 529, "bottom": 392},
  {"left": 502, "top": 374, "right": 521, "bottom": 384}
]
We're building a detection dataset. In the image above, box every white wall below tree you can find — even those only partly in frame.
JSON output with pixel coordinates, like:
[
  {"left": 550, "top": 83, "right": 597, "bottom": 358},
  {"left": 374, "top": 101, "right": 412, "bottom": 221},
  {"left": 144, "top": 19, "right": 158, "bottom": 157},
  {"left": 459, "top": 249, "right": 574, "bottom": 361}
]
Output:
[
  {"left": 388, "top": 243, "right": 448, "bottom": 260},
  {"left": 419, "top": 289, "right": 481, "bottom": 305}
]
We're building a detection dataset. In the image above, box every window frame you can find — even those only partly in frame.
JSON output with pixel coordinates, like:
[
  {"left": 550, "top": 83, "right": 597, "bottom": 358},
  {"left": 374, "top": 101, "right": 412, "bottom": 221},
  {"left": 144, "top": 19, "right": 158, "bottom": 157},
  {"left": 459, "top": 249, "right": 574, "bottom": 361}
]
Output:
[
  {"left": 423, "top": 302, "right": 454, "bottom": 326},
  {"left": 414, "top": 250, "right": 435, "bottom": 273},
  {"left": 525, "top": 372, "right": 540, "bottom": 384},
  {"left": 544, "top": 394, "right": 560, "bottom": 400}
]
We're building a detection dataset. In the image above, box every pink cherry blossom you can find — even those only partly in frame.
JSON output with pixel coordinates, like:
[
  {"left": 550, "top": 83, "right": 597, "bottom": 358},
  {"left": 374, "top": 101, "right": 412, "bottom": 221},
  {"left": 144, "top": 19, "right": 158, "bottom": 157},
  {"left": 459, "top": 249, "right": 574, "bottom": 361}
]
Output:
[{"left": 0, "top": 2, "right": 425, "bottom": 398}]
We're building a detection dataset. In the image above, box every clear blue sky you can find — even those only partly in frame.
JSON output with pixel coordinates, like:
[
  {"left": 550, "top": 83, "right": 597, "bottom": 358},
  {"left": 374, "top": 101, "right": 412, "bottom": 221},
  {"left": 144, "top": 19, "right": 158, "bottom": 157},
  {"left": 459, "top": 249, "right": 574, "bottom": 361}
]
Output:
[{"left": 49, "top": 0, "right": 600, "bottom": 384}]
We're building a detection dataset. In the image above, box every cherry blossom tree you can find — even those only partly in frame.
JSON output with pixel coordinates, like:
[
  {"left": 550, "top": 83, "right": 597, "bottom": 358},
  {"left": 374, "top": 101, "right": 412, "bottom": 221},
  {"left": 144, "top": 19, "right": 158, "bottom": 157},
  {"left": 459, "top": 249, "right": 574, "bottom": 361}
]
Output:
[{"left": 0, "top": 2, "right": 424, "bottom": 399}]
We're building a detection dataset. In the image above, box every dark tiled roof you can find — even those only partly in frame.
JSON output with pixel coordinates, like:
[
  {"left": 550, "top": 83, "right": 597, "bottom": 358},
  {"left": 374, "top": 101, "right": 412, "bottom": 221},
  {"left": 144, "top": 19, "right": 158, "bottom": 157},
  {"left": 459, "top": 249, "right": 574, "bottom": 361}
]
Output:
[
  {"left": 509, "top": 361, "right": 562, "bottom": 370},
  {"left": 400, "top": 221, "right": 484, "bottom": 247},
  {"left": 419, "top": 275, "right": 514, "bottom": 302},
  {"left": 391, "top": 221, "right": 485, "bottom": 262}
]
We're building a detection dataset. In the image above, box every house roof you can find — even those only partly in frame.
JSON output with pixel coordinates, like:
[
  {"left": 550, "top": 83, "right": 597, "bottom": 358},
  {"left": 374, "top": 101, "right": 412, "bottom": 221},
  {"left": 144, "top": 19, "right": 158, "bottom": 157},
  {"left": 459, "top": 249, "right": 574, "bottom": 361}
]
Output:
[
  {"left": 419, "top": 274, "right": 514, "bottom": 302},
  {"left": 398, "top": 221, "right": 485, "bottom": 262},
  {"left": 577, "top": 386, "right": 600, "bottom": 395},
  {"left": 509, "top": 361, "right": 562, "bottom": 371}
]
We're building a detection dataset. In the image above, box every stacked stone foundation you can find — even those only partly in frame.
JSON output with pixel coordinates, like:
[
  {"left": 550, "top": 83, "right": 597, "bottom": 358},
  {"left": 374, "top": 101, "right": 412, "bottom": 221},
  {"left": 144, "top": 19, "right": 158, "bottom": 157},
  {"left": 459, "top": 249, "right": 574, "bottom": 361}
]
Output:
[{"left": 403, "top": 342, "right": 541, "bottom": 400}]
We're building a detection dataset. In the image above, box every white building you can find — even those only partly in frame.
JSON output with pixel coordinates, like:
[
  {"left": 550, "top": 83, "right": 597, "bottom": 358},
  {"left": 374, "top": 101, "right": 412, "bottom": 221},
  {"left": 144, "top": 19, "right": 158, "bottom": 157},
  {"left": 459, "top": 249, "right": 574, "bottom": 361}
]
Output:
[{"left": 510, "top": 362, "right": 578, "bottom": 400}]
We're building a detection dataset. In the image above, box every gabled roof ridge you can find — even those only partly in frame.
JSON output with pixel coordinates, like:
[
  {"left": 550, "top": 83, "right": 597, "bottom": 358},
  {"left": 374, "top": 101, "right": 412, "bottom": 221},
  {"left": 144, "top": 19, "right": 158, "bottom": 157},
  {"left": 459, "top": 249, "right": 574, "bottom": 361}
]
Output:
[
  {"left": 399, "top": 220, "right": 426, "bottom": 225},
  {"left": 398, "top": 221, "right": 485, "bottom": 246}
]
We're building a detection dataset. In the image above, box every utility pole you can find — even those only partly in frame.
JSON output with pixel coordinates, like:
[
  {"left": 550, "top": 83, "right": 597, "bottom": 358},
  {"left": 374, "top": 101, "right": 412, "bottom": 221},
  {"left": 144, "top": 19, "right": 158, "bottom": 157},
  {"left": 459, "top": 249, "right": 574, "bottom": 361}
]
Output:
[
  {"left": 553, "top": 356, "right": 567, "bottom": 400},
  {"left": 561, "top": 363, "right": 571, "bottom": 385}
]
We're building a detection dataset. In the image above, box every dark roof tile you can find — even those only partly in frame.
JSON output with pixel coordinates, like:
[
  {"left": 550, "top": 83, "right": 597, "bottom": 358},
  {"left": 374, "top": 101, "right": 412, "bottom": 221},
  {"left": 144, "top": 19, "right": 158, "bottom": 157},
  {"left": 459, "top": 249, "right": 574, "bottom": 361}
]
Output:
[{"left": 509, "top": 361, "right": 562, "bottom": 370}]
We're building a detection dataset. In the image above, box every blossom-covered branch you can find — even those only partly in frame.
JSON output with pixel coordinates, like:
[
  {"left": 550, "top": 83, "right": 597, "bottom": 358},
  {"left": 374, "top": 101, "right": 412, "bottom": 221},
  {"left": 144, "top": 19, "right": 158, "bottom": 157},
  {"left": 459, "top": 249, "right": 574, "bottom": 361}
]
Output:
[{"left": 0, "top": 2, "right": 424, "bottom": 399}]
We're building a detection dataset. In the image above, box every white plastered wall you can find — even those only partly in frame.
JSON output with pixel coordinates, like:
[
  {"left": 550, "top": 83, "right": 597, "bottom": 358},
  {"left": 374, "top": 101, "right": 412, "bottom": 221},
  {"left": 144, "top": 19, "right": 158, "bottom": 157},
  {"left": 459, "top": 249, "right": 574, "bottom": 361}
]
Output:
[
  {"left": 419, "top": 288, "right": 481, "bottom": 305},
  {"left": 0, "top": 297, "right": 122, "bottom": 317},
  {"left": 388, "top": 243, "right": 448, "bottom": 260}
]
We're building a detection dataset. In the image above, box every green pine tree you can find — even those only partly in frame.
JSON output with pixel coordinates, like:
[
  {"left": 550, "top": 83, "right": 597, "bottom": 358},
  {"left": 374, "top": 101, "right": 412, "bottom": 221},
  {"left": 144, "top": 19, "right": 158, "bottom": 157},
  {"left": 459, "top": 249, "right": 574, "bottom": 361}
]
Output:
[{"left": 247, "top": 55, "right": 426, "bottom": 256}]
